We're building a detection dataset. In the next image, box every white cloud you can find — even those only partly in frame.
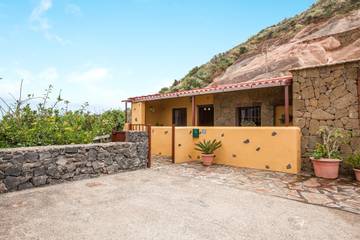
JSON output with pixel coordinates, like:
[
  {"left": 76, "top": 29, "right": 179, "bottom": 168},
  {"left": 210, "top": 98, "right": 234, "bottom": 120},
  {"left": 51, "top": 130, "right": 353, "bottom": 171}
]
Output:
[
  {"left": 38, "top": 67, "right": 59, "bottom": 83},
  {"left": 0, "top": 81, "right": 19, "bottom": 96},
  {"left": 67, "top": 67, "right": 110, "bottom": 83},
  {"left": 29, "top": 0, "right": 68, "bottom": 45},
  {"left": 15, "top": 68, "right": 33, "bottom": 82},
  {"left": 14, "top": 67, "right": 58, "bottom": 84},
  {"left": 65, "top": 3, "right": 82, "bottom": 16}
]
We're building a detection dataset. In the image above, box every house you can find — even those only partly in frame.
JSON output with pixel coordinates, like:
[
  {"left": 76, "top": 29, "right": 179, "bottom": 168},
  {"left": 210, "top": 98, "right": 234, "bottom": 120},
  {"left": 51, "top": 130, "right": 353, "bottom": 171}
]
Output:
[
  {"left": 125, "top": 75, "right": 293, "bottom": 128},
  {"left": 124, "top": 58, "right": 360, "bottom": 171}
]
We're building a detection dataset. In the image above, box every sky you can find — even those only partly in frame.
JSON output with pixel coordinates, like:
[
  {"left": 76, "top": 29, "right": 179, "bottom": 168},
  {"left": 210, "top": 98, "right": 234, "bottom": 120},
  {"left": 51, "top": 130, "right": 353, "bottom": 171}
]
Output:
[{"left": 0, "top": 0, "right": 315, "bottom": 112}]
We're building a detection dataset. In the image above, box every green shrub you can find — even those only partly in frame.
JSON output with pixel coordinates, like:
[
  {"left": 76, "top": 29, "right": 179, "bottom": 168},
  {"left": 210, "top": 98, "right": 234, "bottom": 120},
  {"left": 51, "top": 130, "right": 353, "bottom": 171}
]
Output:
[
  {"left": 311, "top": 127, "right": 349, "bottom": 159},
  {"left": 346, "top": 152, "right": 360, "bottom": 169},
  {"left": 0, "top": 85, "right": 124, "bottom": 148}
]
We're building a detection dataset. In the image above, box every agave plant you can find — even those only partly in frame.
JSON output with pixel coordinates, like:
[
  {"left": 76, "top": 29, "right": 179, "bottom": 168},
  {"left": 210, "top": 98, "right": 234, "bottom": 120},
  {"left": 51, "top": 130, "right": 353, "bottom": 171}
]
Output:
[{"left": 195, "top": 139, "right": 222, "bottom": 155}]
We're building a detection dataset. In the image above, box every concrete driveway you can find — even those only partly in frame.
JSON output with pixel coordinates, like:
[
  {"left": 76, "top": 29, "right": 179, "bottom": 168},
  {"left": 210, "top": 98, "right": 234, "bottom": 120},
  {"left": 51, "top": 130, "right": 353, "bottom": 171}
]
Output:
[{"left": 0, "top": 168, "right": 359, "bottom": 240}]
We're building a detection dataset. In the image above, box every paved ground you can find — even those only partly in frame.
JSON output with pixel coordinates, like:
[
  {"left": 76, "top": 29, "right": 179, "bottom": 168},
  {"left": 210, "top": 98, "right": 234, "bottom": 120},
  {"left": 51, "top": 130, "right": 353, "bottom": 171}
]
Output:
[
  {"left": 153, "top": 156, "right": 360, "bottom": 214},
  {"left": 0, "top": 158, "right": 359, "bottom": 240}
]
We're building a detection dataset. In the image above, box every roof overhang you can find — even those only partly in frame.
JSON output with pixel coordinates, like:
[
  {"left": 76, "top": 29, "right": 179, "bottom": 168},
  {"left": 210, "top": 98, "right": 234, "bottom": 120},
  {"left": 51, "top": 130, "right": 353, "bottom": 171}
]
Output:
[{"left": 124, "top": 75, "right": 292, "bottom": 103}]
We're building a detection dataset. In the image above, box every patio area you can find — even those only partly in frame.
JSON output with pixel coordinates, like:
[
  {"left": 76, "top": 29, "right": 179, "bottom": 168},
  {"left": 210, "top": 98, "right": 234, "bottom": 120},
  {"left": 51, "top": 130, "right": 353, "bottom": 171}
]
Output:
[
  {"left": 153, "top": 156, "right": 360, "bottom": 214},
  {"left": 1, "top": 157, "right": 359, "bottom": 240}
]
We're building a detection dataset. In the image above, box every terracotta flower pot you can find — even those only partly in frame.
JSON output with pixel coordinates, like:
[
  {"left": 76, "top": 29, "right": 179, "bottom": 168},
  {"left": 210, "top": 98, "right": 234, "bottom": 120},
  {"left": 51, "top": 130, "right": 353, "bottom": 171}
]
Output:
[
  {"left": 202, "top": 154, "right": 215, "bottom": 166},
  {"left": 311, "top": 158, "right": 341, "bottom": 179},
  {"left": 354, "top": 169, "right": 360, "bottom": 182}
]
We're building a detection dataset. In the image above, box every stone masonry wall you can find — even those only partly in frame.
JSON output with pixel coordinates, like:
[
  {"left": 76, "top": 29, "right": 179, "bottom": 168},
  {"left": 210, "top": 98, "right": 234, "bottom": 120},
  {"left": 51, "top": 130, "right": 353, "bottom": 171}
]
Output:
[
  {"left": 214, "top": 86, "right": 288, "bottom": 126},
  {"left": 0, "top": 132, "right": 148, "bottom": 193},
  {"left": 291, "top": 60, "right": 360, "bottom": 172}
]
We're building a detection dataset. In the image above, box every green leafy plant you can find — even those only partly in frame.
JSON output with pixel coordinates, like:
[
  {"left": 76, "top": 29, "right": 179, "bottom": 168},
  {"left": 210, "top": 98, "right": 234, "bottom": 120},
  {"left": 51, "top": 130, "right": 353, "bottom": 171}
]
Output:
[
  {"left": 311, "top": 126, "right": 349, "bottom": 159},
  {"left": 346, "top": 152, "right": 360, "bottom": 169},
  {"left": 0, "top": 81, "right": 124, "bottom": 148},
  {"left": 195, "top": 139, "right": 222, "bottom": 155}
]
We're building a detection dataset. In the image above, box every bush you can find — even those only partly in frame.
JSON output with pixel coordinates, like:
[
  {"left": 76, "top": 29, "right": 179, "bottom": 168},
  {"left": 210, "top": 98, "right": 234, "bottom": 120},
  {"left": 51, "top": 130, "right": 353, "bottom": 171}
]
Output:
[
  {"left": 0, "top": 84, "right": 124, "bottom": 148},
  {"left": 346, "top": 152, "right": 360, "bottom": 169},
  {"left": 311, "top": 127, "right": 349, "bottom": 159}
]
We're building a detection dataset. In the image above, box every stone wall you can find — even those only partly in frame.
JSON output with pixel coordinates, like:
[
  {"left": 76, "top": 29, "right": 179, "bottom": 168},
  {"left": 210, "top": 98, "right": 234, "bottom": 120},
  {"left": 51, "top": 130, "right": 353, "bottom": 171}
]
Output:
[
  {"left": 291, "top": 60, "right": 360, "bottom": 172},
  {"left": 0, "top": 132, "right": 148, "bottom": 193},
  {"left": 214, "top": 86, "right": 288, "bottom": 126}
]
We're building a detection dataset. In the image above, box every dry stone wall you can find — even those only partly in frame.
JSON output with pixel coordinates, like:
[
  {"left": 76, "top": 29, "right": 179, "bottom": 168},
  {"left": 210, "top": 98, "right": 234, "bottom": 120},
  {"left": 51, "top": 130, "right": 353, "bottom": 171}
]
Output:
[
  {"left": 291, "top": 60, "right": 360, "bottom": 172},
  {"left": 214, "top": 87, "right": 287, "bottom": 126},
  {"left": 0, "top": 132, "right": 148, "bottom": 193}
]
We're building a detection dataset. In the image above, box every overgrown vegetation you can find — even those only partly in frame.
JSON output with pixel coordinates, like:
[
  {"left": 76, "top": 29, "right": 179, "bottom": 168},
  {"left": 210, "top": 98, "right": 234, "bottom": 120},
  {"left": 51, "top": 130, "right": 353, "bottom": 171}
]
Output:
[
  {"left": 0, "top": 82, "right": 124, "bottom": 148},
  {"left": 160, "top": 0, "right": 360, "bottom": 93}
]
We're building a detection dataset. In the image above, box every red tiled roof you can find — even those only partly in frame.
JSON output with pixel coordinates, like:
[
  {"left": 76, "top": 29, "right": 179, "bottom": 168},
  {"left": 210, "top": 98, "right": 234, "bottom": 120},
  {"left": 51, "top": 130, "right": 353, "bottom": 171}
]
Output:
[{"left": 125, "top": 75, "right": 292, "bottom": 102}]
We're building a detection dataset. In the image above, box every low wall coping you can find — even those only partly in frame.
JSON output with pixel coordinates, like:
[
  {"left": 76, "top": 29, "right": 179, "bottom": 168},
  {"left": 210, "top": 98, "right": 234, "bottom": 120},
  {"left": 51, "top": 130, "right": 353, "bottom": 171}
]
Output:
[{"left": 0, "top": 142, "right": 134, "bottom": 153}]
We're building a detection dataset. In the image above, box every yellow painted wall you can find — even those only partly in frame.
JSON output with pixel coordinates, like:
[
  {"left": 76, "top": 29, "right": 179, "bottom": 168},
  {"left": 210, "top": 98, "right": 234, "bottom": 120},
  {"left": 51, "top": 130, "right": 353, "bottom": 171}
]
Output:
[
  {"left": 174, "top": 127, "right": 301, "bottom": 174},
  {"left": 131, "top": 102, "right": 146, "bottom": 124},
  {"left": 274, "top": 106, "right": 293, "bottom": 126},
  {"left": 151, "top": 127, "right": 172, "bottom": 156},
  {"left": 144, "top": 94, "right": 214, "bottom": 126}
]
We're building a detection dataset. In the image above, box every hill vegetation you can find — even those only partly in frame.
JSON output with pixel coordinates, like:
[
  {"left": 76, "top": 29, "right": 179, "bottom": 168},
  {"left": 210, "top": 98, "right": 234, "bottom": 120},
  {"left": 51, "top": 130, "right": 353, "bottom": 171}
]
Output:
[
  {"left": 0, "top": 84, "right": 124, "bottom": 148},
  {"left": 159, "top": 0, "right": 360, "bottom": 93}
]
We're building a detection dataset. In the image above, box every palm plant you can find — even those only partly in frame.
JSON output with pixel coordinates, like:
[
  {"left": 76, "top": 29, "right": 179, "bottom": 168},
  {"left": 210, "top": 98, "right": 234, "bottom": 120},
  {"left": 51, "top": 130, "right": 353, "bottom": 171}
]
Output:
[{"left": 195, "top": 139, "right": 222, "bottom": 155}]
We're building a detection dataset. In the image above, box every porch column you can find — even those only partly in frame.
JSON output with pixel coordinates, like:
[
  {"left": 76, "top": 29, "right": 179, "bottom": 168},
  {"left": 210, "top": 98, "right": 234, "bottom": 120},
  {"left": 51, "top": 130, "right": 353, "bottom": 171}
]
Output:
[
  {"left": 357, "top": 68, "right": 360, "bottom": 129},
  {"left": 124, "top": 101, "right": 128, "bottom": 123},
  {"left": 191, "top": 96, "right": 196, "bottom": 126},
  {"left": 284, "top": 85, "right": 290, "bottom": 126}
]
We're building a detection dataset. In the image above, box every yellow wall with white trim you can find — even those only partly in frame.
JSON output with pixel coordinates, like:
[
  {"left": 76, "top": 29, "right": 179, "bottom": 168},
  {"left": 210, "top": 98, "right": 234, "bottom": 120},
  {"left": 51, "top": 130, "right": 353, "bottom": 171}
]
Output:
[{"left": 174, "top": 127, "right": 301, "bottom": 174}]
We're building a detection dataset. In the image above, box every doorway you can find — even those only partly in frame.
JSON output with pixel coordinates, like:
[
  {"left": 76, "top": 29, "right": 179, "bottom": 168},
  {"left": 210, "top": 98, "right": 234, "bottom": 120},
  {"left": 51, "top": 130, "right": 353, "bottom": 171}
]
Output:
[{"left": 198, "top": 105, "right": 214, "bottom": 126}]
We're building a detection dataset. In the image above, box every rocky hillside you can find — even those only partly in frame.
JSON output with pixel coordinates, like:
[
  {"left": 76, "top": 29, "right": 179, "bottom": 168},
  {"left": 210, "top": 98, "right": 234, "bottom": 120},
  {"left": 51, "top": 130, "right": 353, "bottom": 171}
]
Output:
[{"left": 160, "top": 0, "right": 360, "bottom": 93}]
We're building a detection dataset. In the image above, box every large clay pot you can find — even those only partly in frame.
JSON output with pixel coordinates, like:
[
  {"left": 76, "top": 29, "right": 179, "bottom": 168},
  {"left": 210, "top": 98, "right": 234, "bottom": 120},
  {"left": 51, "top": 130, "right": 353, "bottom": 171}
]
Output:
[
  {"left": 354, "top": 169, "right": 360, "bottom": 182},
  {"left": 311, "top": 158, "right": 341, "bottom": 179},
  {"left": 202, "top": 154, "right": 215, "bottom": 166}
]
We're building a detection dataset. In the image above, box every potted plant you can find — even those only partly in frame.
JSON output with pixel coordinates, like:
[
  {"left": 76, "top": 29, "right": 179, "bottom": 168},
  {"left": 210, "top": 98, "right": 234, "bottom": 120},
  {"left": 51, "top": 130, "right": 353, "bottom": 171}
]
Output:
[
  {"left": 310, "top": 127, "right": 348, "bottom": 179},
  {"left": 345, "top": 152, "right": 360, "bottom": 181},
  {"left": 195, "top": 139, "right": 222, "bottom": 166}
]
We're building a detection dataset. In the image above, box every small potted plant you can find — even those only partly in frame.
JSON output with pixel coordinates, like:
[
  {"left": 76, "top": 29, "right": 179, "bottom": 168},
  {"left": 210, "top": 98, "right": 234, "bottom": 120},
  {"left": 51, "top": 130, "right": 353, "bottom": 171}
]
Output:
[
  {"left": 195, "top": 139, "right": 222, "bottom": 166},
  {"left": 310, "top": 127, "right": 348, "bottom": 179},
  {"left": 345, "top": 152, "right": 360, "bottom": 181}
]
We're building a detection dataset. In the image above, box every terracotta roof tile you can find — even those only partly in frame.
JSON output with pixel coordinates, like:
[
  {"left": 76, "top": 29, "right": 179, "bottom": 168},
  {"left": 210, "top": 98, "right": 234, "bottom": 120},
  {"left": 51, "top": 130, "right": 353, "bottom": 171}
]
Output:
[{"left": 126, "top": 75, "right": 292, "bottom": 102}]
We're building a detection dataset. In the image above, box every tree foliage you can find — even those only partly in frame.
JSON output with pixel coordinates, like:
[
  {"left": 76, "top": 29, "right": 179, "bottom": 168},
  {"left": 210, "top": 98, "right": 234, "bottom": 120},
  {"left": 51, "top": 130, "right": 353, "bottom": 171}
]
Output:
[{"left": 0, "top": 82, "right": 124, "bottom": 148}]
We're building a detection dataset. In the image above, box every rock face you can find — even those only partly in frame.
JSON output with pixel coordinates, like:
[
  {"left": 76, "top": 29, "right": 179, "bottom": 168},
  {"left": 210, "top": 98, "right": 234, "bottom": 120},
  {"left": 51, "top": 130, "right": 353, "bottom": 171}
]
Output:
[
  {"left": 291, "top": 59, "right": 360, "bottom": 173},
  {"left": 213, "top": 10, "right": 360, "bottom": 86},
  {"left": 0, "top": 132, "right": 148, "bottom": 193}
]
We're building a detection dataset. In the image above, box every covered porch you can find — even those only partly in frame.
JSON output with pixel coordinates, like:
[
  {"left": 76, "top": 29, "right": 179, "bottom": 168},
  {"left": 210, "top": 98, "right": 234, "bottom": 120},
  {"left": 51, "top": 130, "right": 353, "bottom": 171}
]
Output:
[{"left": 124, "top": 76, "right": 293, "bottom": 127}]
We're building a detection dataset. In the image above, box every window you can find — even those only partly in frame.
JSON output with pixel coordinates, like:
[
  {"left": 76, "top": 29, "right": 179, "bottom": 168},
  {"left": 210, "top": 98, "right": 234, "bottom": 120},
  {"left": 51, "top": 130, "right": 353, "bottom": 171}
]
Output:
[
  {"left": 237, "top": 106, "right": 261, "bottom": 126},
  {"left": 172, "top": 108, "right": 187, "bottom": 126}
]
